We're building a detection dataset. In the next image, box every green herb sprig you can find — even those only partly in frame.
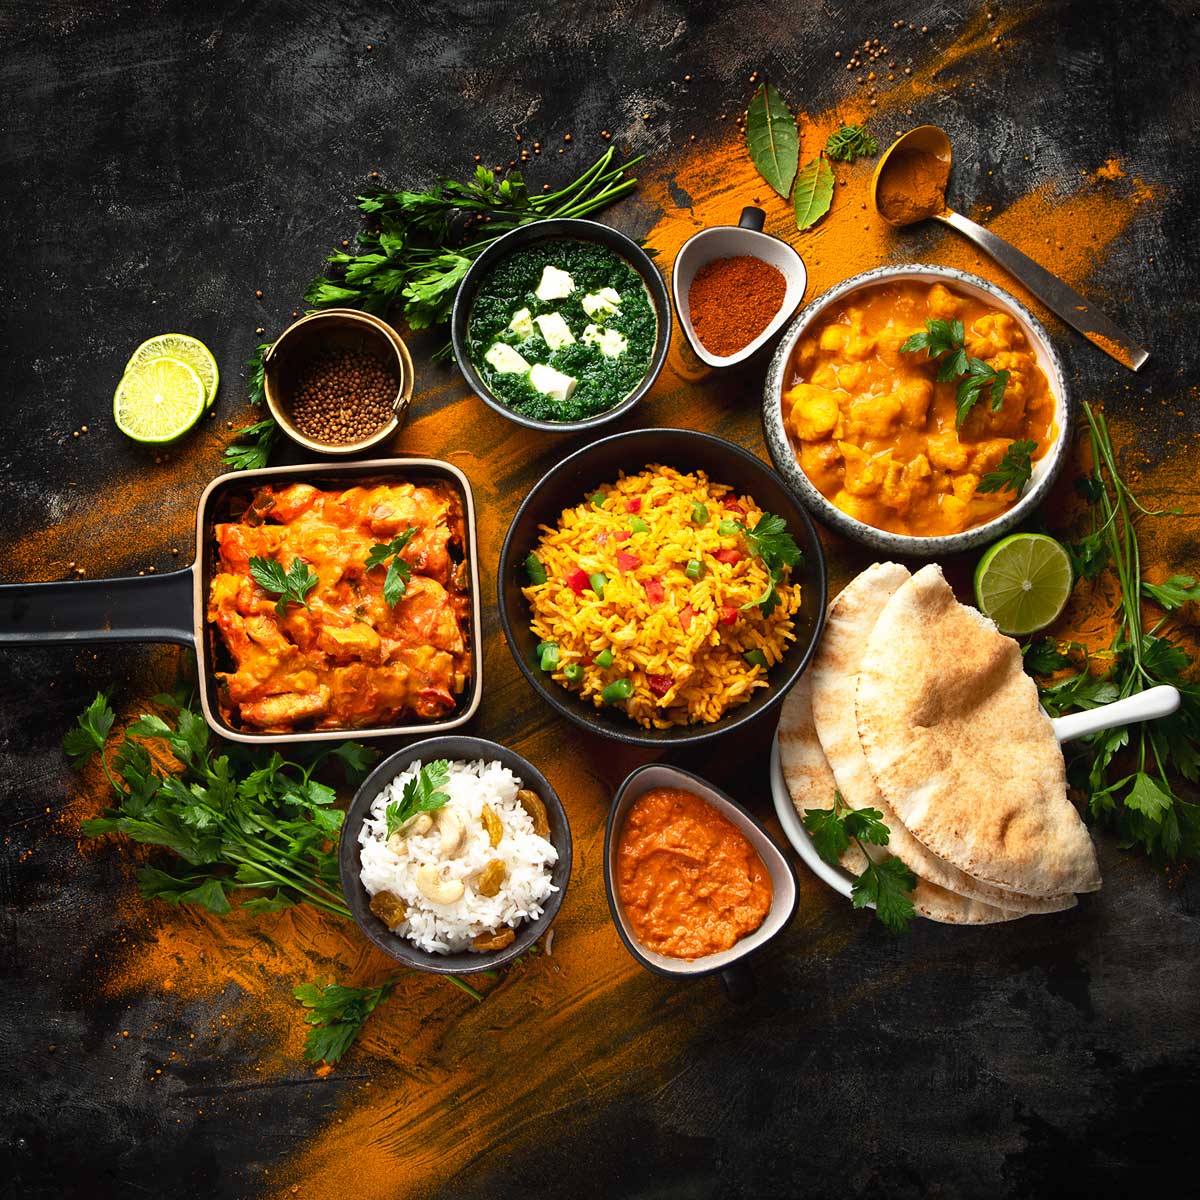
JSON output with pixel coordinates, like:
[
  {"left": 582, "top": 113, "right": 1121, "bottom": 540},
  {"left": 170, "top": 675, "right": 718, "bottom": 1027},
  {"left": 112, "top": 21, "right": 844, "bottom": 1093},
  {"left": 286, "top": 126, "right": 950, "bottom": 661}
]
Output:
[
  {"left": 305, "top": 148, "right": 646, "bottom": 338},
  {"left": 385, "top": 760, "right": 451, "bottom": 839},
  {"left": 249, "top": 555, "right": 319, "bottom": 617},
  {"left": 825, "top": 124, "right": 878, "bottom": 163},
  {"left": 365, "top": 527, "right": 418, "bottom": 606},
  {"left": 222, "top": 417, "right": 280, "bottom": 472},
  {"left": 733, "top": 512, "right": 802, "bottom": 616},
  {"left": 900, "top": 318, "right": 1010, "bottom": 427},
  {"left": 978, "top": 439, "right": 1038, "bottom": 495},
  {"left": 1027, "top": 403, "right": 1200, "bottom": 863},
  {"left": 293, "top": 979, "right": 395, "bottom": 1064},
  {"left": 803, "top": 792, "right": 916, "bottom": 932}
]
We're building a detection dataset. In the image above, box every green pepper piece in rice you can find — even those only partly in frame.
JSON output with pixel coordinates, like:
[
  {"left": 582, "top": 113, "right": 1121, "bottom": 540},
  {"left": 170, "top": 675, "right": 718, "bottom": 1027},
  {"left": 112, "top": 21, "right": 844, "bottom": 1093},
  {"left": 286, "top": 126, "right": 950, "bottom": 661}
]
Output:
[
  {"left": 601, "top": 678, "right": 634, "bottom": 703},
  {"left": 524, "top": 552, "right": 548, "bottom": 585}
]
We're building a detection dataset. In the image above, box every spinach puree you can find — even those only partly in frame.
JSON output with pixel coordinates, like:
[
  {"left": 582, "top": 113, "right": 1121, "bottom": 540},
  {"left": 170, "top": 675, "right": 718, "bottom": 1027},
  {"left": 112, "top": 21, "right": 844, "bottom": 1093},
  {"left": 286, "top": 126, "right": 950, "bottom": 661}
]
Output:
[{"left": 467, "top": 239, "right": 657, "bottom": 422}]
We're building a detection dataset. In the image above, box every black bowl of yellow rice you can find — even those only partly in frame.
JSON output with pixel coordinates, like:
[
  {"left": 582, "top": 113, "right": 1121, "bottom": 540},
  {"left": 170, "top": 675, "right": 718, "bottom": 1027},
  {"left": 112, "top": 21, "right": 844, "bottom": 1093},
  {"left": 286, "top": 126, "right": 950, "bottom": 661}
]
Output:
[{"left": 498, "top": 428, "right": 827, "bottom": 746}]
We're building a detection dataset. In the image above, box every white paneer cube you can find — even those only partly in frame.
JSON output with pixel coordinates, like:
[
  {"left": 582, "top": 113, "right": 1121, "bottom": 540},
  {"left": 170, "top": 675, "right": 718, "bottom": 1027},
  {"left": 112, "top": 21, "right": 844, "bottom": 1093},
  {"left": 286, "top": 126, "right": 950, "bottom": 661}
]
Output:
[
  {"left": 534, "top": 265, "right": 575, "bottom": 301},
  {"left": 508, "top": 307, "right": 535, "bottom": 338},
  {"left": 529, "top": 363, "right": 577, "bottom": 403},
  {"left": 534, "top": 311, "right": 576, "bottom": 350},
  {"left": 484, "top": 342, "right": 530, "bottom": 374},
  {"left": 581, "top": 287, "right": 622, "bottom": 319},
  {"left": 582, "top": 323, "right": 628, "bottom": 358}
]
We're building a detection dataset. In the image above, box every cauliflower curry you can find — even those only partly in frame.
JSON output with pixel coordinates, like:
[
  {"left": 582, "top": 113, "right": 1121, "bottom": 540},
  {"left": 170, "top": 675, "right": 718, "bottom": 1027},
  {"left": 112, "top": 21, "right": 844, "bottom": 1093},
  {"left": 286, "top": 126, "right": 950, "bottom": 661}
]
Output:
[{"left": 783, "top": 281, "right": 1055, "bottom": 536}]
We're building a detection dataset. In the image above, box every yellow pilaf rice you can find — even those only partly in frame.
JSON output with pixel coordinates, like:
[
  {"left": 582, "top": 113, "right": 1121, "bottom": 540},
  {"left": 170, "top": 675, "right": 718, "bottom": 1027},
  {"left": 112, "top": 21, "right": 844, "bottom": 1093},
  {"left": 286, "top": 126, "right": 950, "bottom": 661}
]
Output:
[{"left": 523, "top": 465, "right": 802, "bottom": 729}]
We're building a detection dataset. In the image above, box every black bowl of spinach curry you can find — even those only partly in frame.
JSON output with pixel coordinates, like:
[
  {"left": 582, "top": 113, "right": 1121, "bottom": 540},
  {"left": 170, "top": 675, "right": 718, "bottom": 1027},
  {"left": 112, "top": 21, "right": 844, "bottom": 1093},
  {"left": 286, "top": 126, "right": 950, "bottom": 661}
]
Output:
[{"left": 451, "top": 218, "right": 671, "bottom": 432}]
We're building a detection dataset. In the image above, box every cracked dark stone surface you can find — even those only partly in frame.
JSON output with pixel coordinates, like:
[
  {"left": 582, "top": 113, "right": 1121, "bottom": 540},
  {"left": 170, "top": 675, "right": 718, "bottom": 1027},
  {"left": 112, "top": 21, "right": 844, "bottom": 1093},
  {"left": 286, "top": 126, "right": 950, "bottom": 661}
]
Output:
[{"left": 2, "top": 2, "right": 1198, "bottom": 1197}]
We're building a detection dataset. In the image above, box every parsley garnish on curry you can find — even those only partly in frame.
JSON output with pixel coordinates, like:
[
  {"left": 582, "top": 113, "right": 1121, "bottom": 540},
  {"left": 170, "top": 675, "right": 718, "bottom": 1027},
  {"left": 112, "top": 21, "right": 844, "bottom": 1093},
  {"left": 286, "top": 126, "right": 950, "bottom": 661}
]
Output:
[
  {"left": 207, "top": 480, "right": 472, "bottom": 732},
  {"left": 782, "top": 279, "right": 1055, "bottom": 536}
]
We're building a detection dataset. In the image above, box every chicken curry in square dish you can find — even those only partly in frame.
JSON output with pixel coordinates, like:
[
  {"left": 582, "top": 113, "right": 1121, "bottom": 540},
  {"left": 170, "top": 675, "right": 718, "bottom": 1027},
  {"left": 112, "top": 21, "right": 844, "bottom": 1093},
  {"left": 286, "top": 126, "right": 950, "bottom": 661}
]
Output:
[
  {"left": 782, "top": 280, "right": 1056, "bottom": 537},
  {"left": 208, "top": 479, "right": 472, "bottom": 732}
]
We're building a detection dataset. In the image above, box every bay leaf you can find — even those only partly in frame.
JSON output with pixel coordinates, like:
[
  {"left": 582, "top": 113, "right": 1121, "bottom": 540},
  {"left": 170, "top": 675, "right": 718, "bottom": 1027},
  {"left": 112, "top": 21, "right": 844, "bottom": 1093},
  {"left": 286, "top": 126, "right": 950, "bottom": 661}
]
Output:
[
  {"left": 745, "top": 83, "right": 798, "bottom": 198},
  {"left": 794, "top": 155, "right": 834, "bottom": 230}
]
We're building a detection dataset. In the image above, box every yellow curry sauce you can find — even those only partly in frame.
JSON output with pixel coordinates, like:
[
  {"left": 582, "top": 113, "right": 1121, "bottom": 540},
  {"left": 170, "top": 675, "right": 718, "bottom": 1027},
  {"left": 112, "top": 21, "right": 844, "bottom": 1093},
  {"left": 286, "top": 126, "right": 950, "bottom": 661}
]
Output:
[
  {"left": 783, "top": 281, "right": 1055, "bottom": 536},
  {"left": 616, "top": 787, "right": 772, "bottom": 960}
]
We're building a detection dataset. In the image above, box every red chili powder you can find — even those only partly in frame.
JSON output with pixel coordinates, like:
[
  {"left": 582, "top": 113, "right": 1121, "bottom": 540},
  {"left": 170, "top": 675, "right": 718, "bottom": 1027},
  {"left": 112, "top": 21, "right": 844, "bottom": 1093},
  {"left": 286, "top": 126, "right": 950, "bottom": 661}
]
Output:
[{"left": 687, "top": 255, "right": 786, "bottom": 357}]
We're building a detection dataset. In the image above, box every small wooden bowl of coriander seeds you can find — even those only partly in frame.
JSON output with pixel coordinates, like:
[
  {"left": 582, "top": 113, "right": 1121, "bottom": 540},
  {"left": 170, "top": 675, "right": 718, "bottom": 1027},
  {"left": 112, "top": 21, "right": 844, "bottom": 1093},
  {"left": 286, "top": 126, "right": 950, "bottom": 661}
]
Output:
[{"left": 263, "top": 309, "right": 413, "bottom": 454}]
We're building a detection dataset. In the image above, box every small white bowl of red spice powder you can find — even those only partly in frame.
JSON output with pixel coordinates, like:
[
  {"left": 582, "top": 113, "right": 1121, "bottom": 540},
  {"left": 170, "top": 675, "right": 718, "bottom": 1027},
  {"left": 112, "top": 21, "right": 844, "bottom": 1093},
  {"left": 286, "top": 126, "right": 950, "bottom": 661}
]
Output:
[{"left": 671, "top": 206, "right": 807, "bottom": 369}]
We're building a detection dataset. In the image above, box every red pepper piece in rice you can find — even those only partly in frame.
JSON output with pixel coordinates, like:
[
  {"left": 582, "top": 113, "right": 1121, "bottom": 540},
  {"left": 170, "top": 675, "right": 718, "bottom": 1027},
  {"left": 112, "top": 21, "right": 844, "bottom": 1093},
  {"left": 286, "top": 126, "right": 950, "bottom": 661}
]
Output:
[
  {"left": 643, "top": 577, "right": 665, "bottom": 605},
  {"left": 647, "top": 674, "right": 672, "bottom": 698},
  {"left": 714, "top": 548, "right": 743, "bottom": 565},
  {"left": 625, "top": 497, "right": 642, "bottom": 513},
  {"left": 616, "top": 552, "right": 641, "bottom": 572},
  {"left": 566, "top": 568, "right": 589, "bottom": 595},
  {"left": 719, "top": 604, "right": 738, "bottom": 626},
  {"left": 679, "top": 604, "right": 694, "bottom": 632}
]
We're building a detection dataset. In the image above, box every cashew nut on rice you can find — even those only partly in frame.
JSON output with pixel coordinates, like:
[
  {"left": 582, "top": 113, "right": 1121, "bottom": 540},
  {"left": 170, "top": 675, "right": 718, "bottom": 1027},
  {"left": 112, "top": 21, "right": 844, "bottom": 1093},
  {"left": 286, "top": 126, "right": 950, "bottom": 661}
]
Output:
[{"left": 415, "top": 863, "right": 465, "bottom": 905}]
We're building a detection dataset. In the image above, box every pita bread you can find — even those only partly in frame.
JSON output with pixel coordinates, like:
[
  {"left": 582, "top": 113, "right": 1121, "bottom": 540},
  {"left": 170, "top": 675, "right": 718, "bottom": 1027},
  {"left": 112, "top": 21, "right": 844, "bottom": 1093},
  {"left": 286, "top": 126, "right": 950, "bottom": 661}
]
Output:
[
  {"left": 778, "top": 672, "right": 1041, "bottom": 924},
  {"left": 811, "top": 563, "right": 1075, "bottom": 916},
  {"left": 780, "top": 674, "right": 869, "bottom": 876},
  {"left": 856, "top": 564, "right": 1101, "bottom": 897}
]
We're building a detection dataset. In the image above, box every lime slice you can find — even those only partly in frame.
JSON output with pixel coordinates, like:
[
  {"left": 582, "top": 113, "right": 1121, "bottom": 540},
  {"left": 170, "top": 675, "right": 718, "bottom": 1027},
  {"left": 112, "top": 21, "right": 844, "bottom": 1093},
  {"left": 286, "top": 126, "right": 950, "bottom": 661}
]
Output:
[
  {"left": 113, "top": 356, "right": 206, "bottom": 444},
  {"left": 974, "top": 533, "right": 1074, "bottom": 636},
  {"left": 124, "top": 333, "right": 219, "bottom": 408}
]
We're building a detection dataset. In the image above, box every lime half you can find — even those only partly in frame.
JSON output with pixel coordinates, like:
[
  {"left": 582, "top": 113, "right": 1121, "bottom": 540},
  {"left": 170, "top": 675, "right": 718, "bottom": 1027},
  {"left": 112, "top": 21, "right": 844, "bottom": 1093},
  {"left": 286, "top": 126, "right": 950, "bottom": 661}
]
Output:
[
  {"left": 125, "top": 333, "right": 219, "bottom": 408},
  {"left": 974, "top": 533, "right": 1074, "bottom": 636},
  {"left": 113, "top": 356, "right": 206, "bottom": 444}
]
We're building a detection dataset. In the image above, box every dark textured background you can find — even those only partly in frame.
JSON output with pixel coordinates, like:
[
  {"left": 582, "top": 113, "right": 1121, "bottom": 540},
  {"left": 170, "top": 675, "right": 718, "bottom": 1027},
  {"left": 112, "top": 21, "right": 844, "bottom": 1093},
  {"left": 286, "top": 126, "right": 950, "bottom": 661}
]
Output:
[{"left": 2, "top": 2, "right": 1199, "bottom": 1198}]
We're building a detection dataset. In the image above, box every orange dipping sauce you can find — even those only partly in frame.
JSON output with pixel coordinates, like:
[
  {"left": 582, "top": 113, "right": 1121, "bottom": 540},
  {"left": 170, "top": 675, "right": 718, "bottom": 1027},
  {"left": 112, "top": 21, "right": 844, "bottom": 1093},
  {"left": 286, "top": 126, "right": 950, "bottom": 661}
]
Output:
[{"left": 616, "top": 787, "right": 773, "bottom": 960}]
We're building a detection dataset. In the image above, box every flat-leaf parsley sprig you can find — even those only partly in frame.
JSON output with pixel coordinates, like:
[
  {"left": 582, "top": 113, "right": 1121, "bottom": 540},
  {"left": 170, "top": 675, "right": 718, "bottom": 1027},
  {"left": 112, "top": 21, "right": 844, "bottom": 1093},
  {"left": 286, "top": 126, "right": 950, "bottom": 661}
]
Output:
[
  {"left": 978, "top": 438, "right": 1038, "bottom": 496},
  {"left": 803, "top": 791, "right": 916, "bottom": 932},
  {"left": 385, "top": 760, "right": 451, "bottom": 838},
  {"left": 305, "top": 147, "right": 647, "bottom": 337},
  {"left": 717, "top": 512, "right": 803, "bottom": 616},
  {"left": 249, "top": 555, "right": 319, "bottom": 617},
  {"left": 900, "top": 317, "right": 1010, "bottom": 427},
  {"left": 365, "top": 526, "right": 418, "bottom": 607}
]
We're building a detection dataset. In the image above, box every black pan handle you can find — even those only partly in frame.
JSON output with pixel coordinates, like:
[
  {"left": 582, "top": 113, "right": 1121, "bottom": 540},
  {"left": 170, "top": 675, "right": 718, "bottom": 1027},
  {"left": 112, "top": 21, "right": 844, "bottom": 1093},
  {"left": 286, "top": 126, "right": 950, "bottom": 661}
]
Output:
[{"left": 0, "top": 567, "right": 196, "bottom": 647}]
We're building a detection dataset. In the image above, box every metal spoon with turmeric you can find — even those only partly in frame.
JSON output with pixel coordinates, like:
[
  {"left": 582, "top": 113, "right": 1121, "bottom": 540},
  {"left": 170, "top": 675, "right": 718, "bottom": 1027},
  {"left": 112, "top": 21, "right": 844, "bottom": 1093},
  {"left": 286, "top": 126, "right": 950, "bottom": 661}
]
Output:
[{"left": 872, "top": 125, "right": 1148, "bottom": 371}]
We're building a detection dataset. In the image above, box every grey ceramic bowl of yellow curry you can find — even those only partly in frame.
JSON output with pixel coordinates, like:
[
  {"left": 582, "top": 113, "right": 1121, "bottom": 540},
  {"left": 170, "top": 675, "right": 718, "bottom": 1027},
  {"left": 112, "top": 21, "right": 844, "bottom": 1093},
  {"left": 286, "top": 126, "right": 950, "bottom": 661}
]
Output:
[{"left": 761, "top": 264, "right": 1070, "bottom": 557}]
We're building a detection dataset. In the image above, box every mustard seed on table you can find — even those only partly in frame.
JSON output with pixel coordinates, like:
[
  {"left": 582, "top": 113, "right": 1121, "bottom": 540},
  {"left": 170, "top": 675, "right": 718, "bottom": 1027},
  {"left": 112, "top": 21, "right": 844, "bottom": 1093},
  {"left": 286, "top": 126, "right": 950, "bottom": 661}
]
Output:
[{"left": 288, "top": 348, "right": 397, "bottom": 444}]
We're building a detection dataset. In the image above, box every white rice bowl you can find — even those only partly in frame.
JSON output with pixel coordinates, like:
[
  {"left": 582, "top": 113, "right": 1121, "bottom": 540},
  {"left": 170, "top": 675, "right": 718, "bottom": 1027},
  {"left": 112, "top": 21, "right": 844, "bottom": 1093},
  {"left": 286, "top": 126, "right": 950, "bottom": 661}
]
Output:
[{"left": 358, "top": 759, "right": 559, "bottom": 954}]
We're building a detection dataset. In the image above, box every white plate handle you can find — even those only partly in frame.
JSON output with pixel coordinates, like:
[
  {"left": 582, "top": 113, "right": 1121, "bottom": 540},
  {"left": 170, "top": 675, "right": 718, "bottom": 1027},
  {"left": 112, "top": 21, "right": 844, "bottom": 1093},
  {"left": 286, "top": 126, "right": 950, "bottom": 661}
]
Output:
[{"left": 1051, "top": 685, "right": 1181, "bottom": 744}]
